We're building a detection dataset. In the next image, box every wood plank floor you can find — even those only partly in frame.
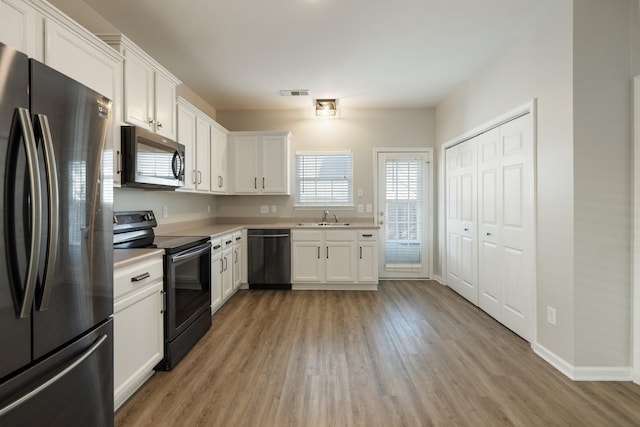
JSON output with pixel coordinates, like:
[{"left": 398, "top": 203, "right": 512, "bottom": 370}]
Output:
[{"left": 115, "top": 281, "right": 640, "bottom": 427}]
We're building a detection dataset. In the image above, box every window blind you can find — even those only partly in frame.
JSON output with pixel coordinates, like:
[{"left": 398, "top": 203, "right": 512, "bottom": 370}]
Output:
[
  {"left": 295, "top": 152, "right": 353, "bottom": 206},
  {"left": 384, "top": 159, "right": 422, "bottom": 267}
]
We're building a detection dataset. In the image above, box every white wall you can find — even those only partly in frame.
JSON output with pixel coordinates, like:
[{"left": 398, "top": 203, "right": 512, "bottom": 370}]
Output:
[
  {"left": 114, "top": 188, "right": 216, "bottom": 226},
  {"left": 216, "top": 107, "right": 436, "bottom": 220},
  {"left": 436, "top": 1, "right": 575, "bottom": 362}
]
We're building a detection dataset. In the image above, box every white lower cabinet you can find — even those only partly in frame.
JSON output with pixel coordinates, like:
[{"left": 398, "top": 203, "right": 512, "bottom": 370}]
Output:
[
  {"left": 232, "top": 231, "right": 242, "bottom": 290},
  {"left": 113, "top": 254, "right": 164, "bottom": 411},
  {"left": 291, "top": 229, "right": 378, "bottom": 288},
  {"left": 211, "top": 238, "right": 223, "bottom": 314},
  {"left": 221, "top": 234, "right": 234, "bottom": 300}
]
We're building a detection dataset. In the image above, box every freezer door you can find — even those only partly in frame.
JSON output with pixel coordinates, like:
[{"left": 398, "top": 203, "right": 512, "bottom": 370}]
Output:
[
  {"left": 0, "top": 319, "right": 113, "bottom": 427},
  {"left": 0, "top": 43, "right": 32, "bottom": 380},
  {"left": 29, "top": 60, "right": 114, "bottom": 360}
]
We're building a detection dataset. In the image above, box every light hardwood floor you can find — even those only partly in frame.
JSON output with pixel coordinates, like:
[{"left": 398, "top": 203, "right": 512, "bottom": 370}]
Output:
[{"left": 115, "top": 281, "right": 640, "bottom": 427}]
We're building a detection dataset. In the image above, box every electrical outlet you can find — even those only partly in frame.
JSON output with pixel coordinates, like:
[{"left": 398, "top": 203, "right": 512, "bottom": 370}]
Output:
[
  {"left": 260, "top": 205, "right": 269, "bottom": 214},
  {"left": 366, "top": 204, "right": 372, "bottom": 213},
  {"left": 357, "top": 204, "right": 364, "bottom": 213},
  {"left": 357, "top": 188, "right": 364, "bottom": 197},
  {"left": 547, "top": 306, "right": 557, "bottom": 326},
  {"left": 162, "top": 206, "right": 168, "bottom": 218},
  {"left": 271, "top": 205, "right": 277, "bottom": 213}
]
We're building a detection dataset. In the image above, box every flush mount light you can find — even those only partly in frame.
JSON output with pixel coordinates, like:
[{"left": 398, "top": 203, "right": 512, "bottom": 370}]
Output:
[{"left": 315, "top": 99, "right": 337, "bottom": 116}]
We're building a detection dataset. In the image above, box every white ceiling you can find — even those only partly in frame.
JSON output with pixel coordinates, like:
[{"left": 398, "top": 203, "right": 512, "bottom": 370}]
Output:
[{"left": 84, "top": 0, "right": 553, "bottom": 111}]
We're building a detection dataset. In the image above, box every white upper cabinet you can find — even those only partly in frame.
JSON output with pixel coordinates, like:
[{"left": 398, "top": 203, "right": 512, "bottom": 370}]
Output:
[
  {"left": 210, "top": 122, "right": 229, "bottom": 194},
  {"left": 0, "top": 0, "right": 42, "bottom": 59},
  {"left": 230, "top": 131, "right": 290, "bottom": 195},
  {"left": 98, "top": 34, "right": 181, "bottom": 140},
  {"left": 177, "top": 97, "right": 230, "bottom": 194}
]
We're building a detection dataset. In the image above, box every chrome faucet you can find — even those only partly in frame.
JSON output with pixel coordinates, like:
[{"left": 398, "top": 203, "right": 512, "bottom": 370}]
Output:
[
  {"left": 333, "top": 213, "right": 339, "bottom": 223},
  {"left": 322, "top": 210, "right": 329, "bottom": 223}
]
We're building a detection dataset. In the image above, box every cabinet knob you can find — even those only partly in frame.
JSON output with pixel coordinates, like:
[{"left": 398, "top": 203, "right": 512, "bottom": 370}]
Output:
[
  {"left": 486, "top": 232, "right": 492, "bottom": 236},
  {"left": 379, "top": 220, "right": 384, "bottom": 225},
  {"left": 148, "top": 117, "right": 154, "bottom": 125},
  {"left": 157, "top": 122, "right": 163, "bottom": 128}
]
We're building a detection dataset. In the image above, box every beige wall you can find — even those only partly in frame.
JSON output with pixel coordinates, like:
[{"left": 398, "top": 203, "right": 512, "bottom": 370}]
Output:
[
  {"left": 216, "top": 107, "right": 435, "bottom": 220},
  {"left": 436, "top": 0, "right": 637, "bottom": 370},
  {"left": 573, "top": 0, "right": 634, "bottom": 367},
  {"left": 436, "top": 1, "right": 575, "bottom": 362}
]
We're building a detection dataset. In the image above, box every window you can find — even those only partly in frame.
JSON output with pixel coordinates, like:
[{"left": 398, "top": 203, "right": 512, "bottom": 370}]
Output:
[{"left": 295, "top": 152, "right": 353, "bottom": 206}]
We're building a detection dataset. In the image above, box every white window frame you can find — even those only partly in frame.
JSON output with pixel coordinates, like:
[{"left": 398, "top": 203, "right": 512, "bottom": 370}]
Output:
[{"left": 294, "top": 151, "right": 354, "bottom": 208}]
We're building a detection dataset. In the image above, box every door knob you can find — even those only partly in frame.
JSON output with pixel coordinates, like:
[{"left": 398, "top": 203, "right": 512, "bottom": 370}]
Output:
[
  {"left": 379, "top": 212, "right": 384, "bottom": 216},
  {"left": 380, "top": 220, "right": 384, "bottom": 225}
]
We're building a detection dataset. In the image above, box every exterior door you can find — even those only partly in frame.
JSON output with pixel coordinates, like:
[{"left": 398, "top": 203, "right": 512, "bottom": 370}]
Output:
[
  {"left": 376, "top": 151, "right": 431, "bottom": 279},
  {"left": 445, "top": 138, "right": 478, "bottom": 304}
]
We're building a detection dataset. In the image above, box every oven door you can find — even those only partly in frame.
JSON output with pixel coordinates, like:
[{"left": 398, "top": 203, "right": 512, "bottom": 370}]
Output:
[{"left": 165, "top": 242, "right": 211, "bottom": 341}]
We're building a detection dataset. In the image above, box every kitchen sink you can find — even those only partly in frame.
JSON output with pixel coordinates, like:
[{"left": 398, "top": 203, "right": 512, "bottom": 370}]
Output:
[{"left": 297, "top": 222, "right": 351, "bottom": 227}]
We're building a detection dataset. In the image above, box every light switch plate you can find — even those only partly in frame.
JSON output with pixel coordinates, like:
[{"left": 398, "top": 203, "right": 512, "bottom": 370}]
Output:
[
  {"left": 366, "top": 204, "right": 372, "bottom": 213},
  {"left": 357, "top": 188, "right": 364, "bottom": 197},
  {"left": 260, "top": 205, "right": 269, "bottom": 214},
  {"left": 357, "top": 204, "right": 364, "bottom": 213},
  {"left": 271, "top": 205, "right": 277, "bottom": 213}
]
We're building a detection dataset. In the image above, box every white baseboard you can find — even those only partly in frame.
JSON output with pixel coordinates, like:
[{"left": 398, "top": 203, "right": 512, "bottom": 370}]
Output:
[
  {"left": 533, "top": 342, "right": 632, "bottom": 381},
  {"left": 432, "top": 275, "right": 444, "bottom": 285},
  {"left": 633, "top": 369, "right": 640, "bottom": 385}
]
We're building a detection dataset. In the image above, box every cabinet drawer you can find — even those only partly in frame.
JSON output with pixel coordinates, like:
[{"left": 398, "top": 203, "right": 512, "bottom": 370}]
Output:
[
  {"left": 211, "top": 237, "right": 223, "bottom": 254},
  {"left": 325, "top": 230, "right": 357, "bottom": 241},
  {"left": 232, "top": 231, "right": 242, "bottom": 245},
  {"left": 292, "top": 229, "right": 323, "bottom": 241},
  {"left": 114, "top": 256, "right": 163, "bottom": 299},
  {"left": 222, "top": 234, "right": 234, "bottom": 249},
  {"left": 358, "top": 230, "right": 377, "bottom": 241}
]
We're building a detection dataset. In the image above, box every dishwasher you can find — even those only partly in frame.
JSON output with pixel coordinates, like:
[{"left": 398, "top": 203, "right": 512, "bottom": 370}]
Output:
[{"left": 247, "top": 229, "right": 291, "bottom": 289}]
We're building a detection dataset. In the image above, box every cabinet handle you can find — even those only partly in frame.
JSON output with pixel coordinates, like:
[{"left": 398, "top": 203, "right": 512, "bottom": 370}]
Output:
[
  {"left": 235, "top": 237, "right": 241, "bottom": 241},
  {"left": 161, "top": 290, "right": 166, "bottom": 313},
  {"left": 220, "top": 176, "right": 224, "bottom": 187},
  {"left": 198, "top": 171, "right": 202, "bottom": 184},
  {"left": 157, "top": 122, "right": 162, "bottom": 128},
  {"left": 234, "top": 250, "right": 237, "bottom": 263},
  {"left": 192, "top": 170, "right": 197, "bottom": 185},
  {"left": 131, "top": 272, "right": 150, "bottom": 282},
  {"left": 213, "top": 244, "right": 221, "bottom": 250},
  {"left": 224, "top": 256, "right": 228, "bottom": 271},
  {"left": 262, "top": 177, "right": 265, "bottom": 189},
  {"left": 326, "top": 247, "right": 329, "bottom": 259},
  {"left": 317, "top": 246, "right": 320, "bottom": 259},
  {"left": 360, "top": 247, "right": 363, "bottom": 259},
  {"left": 116, "top": 150, "right": 122, "bottom": 175},
  {"left": 220, "top": 258, "right": 224, "bottom": 274},
  {"left": 254, "top": 177, "right": 257, "bottom": 189},
  {"left": 486, "top": 232, "right": 492, "bottom": 236},
  {"left": 362, "top": 234, "right": 373, "bottom": 238},
  {"left": 464, "top": 228, "right": 469, "bottom": 231}
]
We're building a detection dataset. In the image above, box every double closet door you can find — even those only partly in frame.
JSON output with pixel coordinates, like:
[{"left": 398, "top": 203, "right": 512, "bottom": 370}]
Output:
[{"left": 446, "top": 113, "right": 534, "bottom": 342}]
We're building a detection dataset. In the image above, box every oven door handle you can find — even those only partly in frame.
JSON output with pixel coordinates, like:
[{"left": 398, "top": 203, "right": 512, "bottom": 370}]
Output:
[{"left": 169, "top": 243, "right": 211, "bottom": 263}]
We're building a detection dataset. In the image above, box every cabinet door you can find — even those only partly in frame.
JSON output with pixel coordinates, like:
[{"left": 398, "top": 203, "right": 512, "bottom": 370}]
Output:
[
  {"left": 154, "top": 71, "right": 177, "bottom": 139},
  {"left": 358, "top": 241, "right": 378, "bottom": 283},
  {"left": 195, "top": 116, "right": 211, "bottom": 192},
  {"left": 113, "top": 281, "right": 163, "bottom": 410},
  {"left": 222, "top": 249, "right": 233, "bottom": 299},
  {"left": 177, "top": 104, "right": 197, "bottom": 191},
  {"left": 291, "top": 241, "right": 324, "bottom": 282},
  {"left": 211, "top": 252, "right": 223, "bottom": 313},
  {"left": 325, "top": 241, "right": 357, "bottom": 282},
  {"left": 0, "top": 0, "right": 40, "bottom": 58},
  {"left": 211, "top": 126, "right": 228, "bottom": 194},
  {"left": 261, "top": 135, "right": 289, "bottom": 194},
  {"left": 233, "top": 135, "right": 259, "bottom": 193},
  {"left": 123, "top": 50, "right": 154, "bottom": 130},
  {"left": 232, "top": 245, "right": 242, "bottom": 289}
]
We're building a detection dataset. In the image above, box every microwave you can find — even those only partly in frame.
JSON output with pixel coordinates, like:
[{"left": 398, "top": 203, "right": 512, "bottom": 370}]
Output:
[{"left": 121, "top": 126, "right": 185, "bottom": 189}]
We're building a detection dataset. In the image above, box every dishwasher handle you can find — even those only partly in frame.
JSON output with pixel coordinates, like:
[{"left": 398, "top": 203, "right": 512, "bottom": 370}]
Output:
[{"left": 249, "top": 234, "right": 289, "bottom": 238}]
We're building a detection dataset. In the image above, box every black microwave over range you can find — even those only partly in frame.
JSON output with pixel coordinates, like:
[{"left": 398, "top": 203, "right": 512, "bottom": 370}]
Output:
[{"left": 121, "top": 126, "right": 185, "bottom": 189}]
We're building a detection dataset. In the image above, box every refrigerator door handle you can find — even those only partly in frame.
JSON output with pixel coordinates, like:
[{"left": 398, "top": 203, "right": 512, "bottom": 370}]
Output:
[
  {"left": 13, "top": 108, "right": 43, "bottom": 318},
  {"left": 0, "top": 334, "right": 108, "bottom": 417},
  {"left": 34, "top": 114, "right": 59, "bottom": 311}
]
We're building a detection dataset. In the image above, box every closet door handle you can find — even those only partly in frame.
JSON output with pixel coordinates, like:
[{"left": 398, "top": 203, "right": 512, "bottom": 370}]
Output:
[{"left": 360, "top": 247, "right": 363, "bottom": 259}]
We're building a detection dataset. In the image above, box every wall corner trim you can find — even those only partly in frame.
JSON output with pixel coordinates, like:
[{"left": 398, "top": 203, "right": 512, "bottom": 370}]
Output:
[{"left": 533, "top": 342, "right": 633, "bottom": 381}]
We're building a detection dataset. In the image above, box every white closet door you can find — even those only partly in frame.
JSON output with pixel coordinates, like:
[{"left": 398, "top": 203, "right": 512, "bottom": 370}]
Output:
[
  {"left": 446, "top": 139, "right": 478, "bottom": 304},
  {"left": 478, "top": 127, "right": 501, "bottom": 320},
  {"left": 478, "top": 114, "right": 534, "bottom": 341}
]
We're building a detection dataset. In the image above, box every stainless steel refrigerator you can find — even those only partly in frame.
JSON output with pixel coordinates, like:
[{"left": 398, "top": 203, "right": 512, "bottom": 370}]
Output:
[{"left": 0, "top": 42, "right": 114, "bottom": 426}]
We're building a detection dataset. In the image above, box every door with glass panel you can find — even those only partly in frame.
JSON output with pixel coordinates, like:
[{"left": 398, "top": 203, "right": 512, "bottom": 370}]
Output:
[{"left": 376, "top": 152, "right": 431, "bottom": 279}]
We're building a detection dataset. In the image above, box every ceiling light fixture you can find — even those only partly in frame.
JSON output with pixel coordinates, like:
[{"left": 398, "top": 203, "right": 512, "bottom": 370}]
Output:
[{"left": 315, "top": 99, "right": 337, "bottom": 117}]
